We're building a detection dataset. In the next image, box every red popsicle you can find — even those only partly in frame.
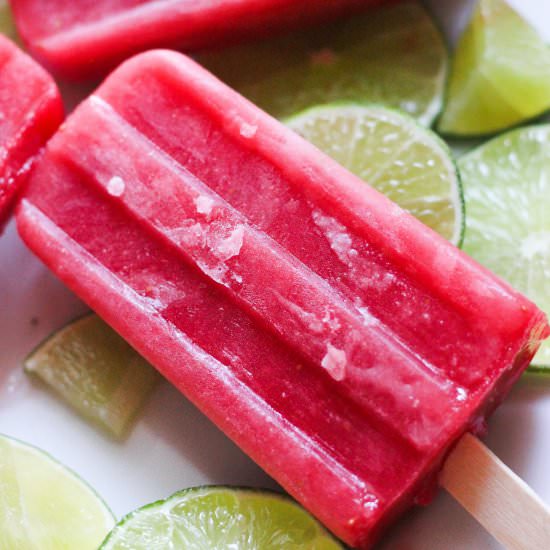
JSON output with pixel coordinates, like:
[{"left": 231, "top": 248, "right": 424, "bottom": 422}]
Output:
[
  {"left": 16, "top": 51, "right": 548, "bottom": 548},
  {"left": 11, "top": 0, "right": 388, "bottom": 79},
  {"left": 0, "top": 35, "right": 62, "bottom": 227}
]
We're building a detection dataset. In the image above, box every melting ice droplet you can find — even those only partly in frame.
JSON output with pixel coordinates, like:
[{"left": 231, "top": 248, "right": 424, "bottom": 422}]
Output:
[
  {"left": 107, "top": 176, "right": 125, "bottom": 196},
  {"left": 456, "top": 387, "right": 468, "bottom": 402},
  {"left": 312, "top": 210, "right": 356, "bottom": 264},
  {"left": 321, "top": 344, "right": 347, "bottom": 381},
  {"left": 239, "top": 122, "right": 258, "bottom": 139}
]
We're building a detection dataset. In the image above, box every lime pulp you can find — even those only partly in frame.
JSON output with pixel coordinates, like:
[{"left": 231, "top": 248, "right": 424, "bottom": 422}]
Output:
[
  {"left": 100, "top": 486, "right": 343, "bottom": 549},
  {"left": 0, "top": 434, "right": 114, "bottom": 549},
  {"left": 437, "top": 0, "right": 550, "bottom": 136},
  {"left": 459, "top": 125, "right": 550, "bottom": 368}
]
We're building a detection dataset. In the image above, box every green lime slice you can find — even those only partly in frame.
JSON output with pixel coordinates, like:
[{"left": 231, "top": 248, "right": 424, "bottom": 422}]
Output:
[
  {"left": 100, "top": 486, "right": 342, "bottom": 549},
  {"left": 197, "top": 1, "right": 448, "bottom": 126},
  {"left": 0, "top": 434, "right": 114, "bottom": 549},
  {"left": 287, "top": 103, "right": 464, "bottom": 245},
  {"left": 437, "top": 0, "right": 550, "bottom": 136},
  {"left": 459, "top": 125, "right": 550, "bottom": 368},
  {"left": 24, "top": 314, "right": 160, "bottom": 439}
]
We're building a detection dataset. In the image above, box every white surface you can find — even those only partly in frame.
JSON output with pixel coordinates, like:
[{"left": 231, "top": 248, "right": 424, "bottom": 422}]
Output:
[{"left": 1, "top": 1, "right": 550, "bottom": 548}]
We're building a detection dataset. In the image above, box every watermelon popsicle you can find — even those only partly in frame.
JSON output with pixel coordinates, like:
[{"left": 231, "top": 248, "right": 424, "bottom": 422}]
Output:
[
  {"left": 10, "top": 0, "right": 387, "bottom": 79},
  {"left": 0, "top": 35, "right": 63, "bottom": 227},
  {"left": 16, "top": 51, "right": 548, "bottom": 548}
]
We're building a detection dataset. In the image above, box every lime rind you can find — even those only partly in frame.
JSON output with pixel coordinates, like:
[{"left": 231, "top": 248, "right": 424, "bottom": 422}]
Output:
[
  {"left": 197, "top": 1, "right": 448, "bottom": 127},
  {"left": 524, "top": 365, "right": 550, "bottom": 376},
  {"left": 100, "top": 486, "right": 343, "bottom": 549},
  {"left": 24, "top": 313, "right": 160, "bottom": 439},
  {"left": 286, "top": 102, "right": 464, "bottom": 246},
  {"left": 0, "top": 433, "right": 115, "bottom": 549},
  {"left": 458, "top": 124, "right": 550, "bottom": 368},
  {"left": 438, "top": 0, "right": 550, "bottom": 136}
]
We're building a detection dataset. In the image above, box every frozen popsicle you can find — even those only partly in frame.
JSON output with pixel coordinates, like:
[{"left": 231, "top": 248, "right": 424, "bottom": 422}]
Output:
[
  {"left": 10, "top": 0, "right": 387, "bottom": 79},
  {"left": 16, "top": 51, "right": 549, "bottom": 548},
  {"left": 0, "top": 34, "right": 62, "bottom": 226}
]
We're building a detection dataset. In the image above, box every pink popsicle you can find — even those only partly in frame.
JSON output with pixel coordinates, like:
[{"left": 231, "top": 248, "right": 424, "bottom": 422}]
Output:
[
  {"left": 11, "top": 0, "right": 388, "bottom": 79},
  {"left": 0, "top": 35, "right": 63, "bottom": 227},
  {"left": 17, "top": 51, "right": 548, "bottom": 548}
]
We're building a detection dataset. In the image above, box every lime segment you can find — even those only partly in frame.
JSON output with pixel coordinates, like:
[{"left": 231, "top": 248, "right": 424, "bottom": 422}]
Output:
[
  {"left": 24, "top": 314, "right": 160, "bottom": 438},
  {"left": 100, "top": 486, "right": 342, "bottom": 549},
  {"left": 287, "top": 103, "right": 464, "bottom": 245},
  {"left": 0, "top": 434, "right": 114, "bottom": 549},
  {"left": 438, "top": 0, "right": 550, "bottom": 136},
  {"left": 197, "top": 1, "right": 447, "bottom": 126},
  {"left": 459, "top": 125, "right": 550, "bottom": 368}
]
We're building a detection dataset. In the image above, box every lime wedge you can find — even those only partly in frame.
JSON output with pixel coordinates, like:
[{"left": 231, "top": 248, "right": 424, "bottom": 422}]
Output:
[
  {"left": 459, "top": 125, "right": 550, "bottom": 368},
  {"left": 0, "top": 434, "right": 114, "bottom": 549},
  {"left": 197, "top": 1, "right": 448, "bottom": 126},
  {"left": 100, "top": 486, "right": 342, "bottom": 549},
  {"left": 437, "top": 0, "right": 550, "bottom": 136},
  {"left": 287, "top": 103, "right": 464, "bottom": 245},
  {"left": 24, "top": 314, "right": 160, "bottom": 438}
]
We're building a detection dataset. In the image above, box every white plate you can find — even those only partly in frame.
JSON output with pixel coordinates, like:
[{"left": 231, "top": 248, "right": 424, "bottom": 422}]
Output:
[{"left": 1, "top": 1, "right": 550, "bottom": 548}]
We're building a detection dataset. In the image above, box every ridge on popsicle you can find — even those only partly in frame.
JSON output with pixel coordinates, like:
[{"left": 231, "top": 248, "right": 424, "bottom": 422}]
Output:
[
  {"left": 0, "top": 34, "right": 63, "bottom": 227},
  {"left": 15, "top": 50, "right": 549, "bottom": 549},
  {"left": 10, "top": 0, "right": 389, "bottom": 79}
]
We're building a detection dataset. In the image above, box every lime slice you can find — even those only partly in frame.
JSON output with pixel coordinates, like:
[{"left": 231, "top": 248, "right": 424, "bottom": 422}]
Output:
[
  {"left": 0, "top": 434, "right": 114, "bottom": 549},
  {"left": 197, "top": 1, "right": 448, "bottom": 126},
  {"left": 437, "top": 0, "right": 550, "bottom": 136},
  {"left": 459, "top": 125, "right": 550, "bottom": 368},
  {"left": 100, "top": 486, "right": 342, "bottom": 549},
  {"left": 0, "top": 0, "right": 19, "bottom": 42},
  {"left": 24, "top": 314, "right": 160, "bottom": 438},
  {"left": 287, "top": 103, "right": 464, "bottom": 245}
]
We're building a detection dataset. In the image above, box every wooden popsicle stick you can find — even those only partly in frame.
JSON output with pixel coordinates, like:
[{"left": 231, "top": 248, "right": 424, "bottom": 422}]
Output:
[{"left": 440, "top": 433, "right": 550, "bottom": 550}]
